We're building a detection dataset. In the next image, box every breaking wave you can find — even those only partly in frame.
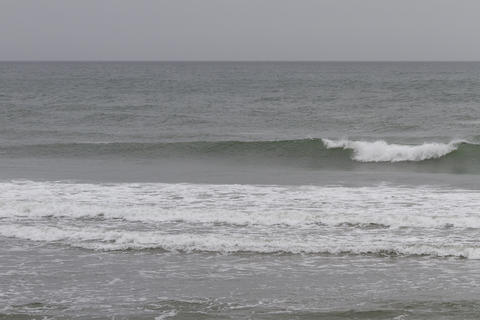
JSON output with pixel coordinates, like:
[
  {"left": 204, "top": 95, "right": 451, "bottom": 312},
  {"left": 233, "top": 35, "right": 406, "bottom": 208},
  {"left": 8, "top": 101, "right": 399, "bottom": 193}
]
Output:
[
  {"left": 1, "top": 138, "right": 479, "bottom": 173},
  {"left": 321, "top": 139, "right": 462, "bottom": 162},
  {"left": 2, "top": 224, "right": 480, "bottom": 258}
]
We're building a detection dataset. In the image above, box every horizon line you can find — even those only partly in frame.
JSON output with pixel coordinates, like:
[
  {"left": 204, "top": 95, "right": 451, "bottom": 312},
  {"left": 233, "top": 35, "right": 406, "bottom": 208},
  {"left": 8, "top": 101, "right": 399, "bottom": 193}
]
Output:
[{"left": 1, "top": 59, "right": 480, "bottom": 63}]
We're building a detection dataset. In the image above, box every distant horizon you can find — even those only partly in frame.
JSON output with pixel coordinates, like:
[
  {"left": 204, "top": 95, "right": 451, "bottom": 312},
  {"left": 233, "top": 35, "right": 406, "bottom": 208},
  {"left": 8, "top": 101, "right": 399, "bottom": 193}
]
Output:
[{"left": 1, "top": 60, "right": 480, "bottom": 63}]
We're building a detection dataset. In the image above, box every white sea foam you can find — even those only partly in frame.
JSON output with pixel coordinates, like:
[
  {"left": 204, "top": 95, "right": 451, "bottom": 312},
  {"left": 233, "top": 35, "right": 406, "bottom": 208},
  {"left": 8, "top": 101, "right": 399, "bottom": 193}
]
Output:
[
  {"left": 322, "top": 138, "right": 462, "bottom": 162},
  {"left": 155, "top": 310, "right": 177, "bottom": 320},
  {"left": 0, "top": 181, "right": 479, "bottom": 229},
  {"left": 1, "top": 224, "right": 480, "bottom": 258},
  {"left": 1, "top": 181, "right": 480, "bottom": 258}
]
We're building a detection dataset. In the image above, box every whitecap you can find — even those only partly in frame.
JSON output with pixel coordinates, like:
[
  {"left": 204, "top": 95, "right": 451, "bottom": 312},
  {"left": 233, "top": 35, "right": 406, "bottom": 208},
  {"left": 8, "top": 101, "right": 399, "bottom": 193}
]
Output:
[{"left": 322, "top": 138, "right": 463, "bottom": 162}]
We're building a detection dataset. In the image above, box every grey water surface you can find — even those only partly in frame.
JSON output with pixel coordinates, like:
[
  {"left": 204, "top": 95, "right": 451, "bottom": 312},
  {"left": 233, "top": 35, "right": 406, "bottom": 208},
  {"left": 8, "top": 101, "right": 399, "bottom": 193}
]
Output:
[{"left": 1, "top": 62, "right": 480, "bottom": 319}]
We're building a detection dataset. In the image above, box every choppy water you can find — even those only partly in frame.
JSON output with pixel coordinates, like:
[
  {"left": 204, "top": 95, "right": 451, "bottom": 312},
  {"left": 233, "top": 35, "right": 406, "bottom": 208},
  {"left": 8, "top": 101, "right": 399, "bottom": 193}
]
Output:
[{"left": 1, "top": 62, "right": 480, "bottom": 319}]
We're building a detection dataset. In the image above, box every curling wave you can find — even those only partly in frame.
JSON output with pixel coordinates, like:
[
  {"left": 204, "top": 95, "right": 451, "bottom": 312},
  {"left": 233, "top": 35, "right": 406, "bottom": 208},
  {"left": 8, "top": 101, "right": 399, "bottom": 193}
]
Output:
[
  {"left": 321, "top": 139, "right": 463, "bottom": 162},
  {"left": 1, "top": 138, "right": 479, "bottom": 173}
]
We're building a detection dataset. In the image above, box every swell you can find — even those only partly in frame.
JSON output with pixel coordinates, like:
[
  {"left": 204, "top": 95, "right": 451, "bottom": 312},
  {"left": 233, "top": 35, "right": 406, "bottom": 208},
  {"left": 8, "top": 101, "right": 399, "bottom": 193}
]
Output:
[{"left": 1, "top": 138, "right": 479, "bottom": 173}]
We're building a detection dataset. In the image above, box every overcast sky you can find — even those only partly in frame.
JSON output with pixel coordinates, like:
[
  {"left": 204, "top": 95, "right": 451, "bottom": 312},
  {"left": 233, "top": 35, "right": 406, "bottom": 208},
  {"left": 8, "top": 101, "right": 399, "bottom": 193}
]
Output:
[{"left": 1, "top": 0, "right": 479, "bottom": 61}]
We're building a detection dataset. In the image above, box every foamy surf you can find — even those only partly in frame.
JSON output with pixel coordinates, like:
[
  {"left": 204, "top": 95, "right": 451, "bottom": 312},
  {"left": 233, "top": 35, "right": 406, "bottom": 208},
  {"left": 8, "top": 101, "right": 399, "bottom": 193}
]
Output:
[
  {"left": 1, "top": 181, "right": 480, "bottom": 258},
  {"left": 2, "top": 224, "right": 480, "bottom": 258},
  {"left": 322, "top": 138, "right": 463, "bottom": 162},
  {"left": 1, "top": 181, "right": 480, "bottom": 229}
]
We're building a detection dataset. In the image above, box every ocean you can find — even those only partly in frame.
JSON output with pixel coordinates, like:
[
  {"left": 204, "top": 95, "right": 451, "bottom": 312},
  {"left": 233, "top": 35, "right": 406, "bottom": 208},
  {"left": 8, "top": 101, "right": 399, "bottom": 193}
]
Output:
[{"left": 0, "top": 61, "right": 479, "bottom": 319}]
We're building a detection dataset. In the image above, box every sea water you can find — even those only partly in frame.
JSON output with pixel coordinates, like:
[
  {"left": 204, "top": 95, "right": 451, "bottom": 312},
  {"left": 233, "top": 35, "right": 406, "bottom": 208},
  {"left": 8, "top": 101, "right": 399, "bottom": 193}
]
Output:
[{"left": 1, "top": 62, "right": 480, "bottom": 319}]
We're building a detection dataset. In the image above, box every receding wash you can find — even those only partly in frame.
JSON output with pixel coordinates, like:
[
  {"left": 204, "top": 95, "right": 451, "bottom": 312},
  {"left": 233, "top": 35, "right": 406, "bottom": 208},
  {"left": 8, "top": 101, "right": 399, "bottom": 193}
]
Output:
[{"left": 1, "top": 61, "right": 480, "bottom": 319}]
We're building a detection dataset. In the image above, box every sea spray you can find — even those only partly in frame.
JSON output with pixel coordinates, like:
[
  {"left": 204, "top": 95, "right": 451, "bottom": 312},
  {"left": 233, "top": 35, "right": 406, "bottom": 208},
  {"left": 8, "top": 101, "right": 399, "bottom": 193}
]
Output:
[{"left": 322, "top": 139, "right": 464, "bottom": 162}]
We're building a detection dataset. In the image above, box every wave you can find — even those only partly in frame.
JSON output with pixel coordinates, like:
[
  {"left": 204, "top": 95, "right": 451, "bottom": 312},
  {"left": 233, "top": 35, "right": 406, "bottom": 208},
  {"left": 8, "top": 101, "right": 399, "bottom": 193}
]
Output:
[
  {"left": 1, "top": 181, "right": 480, "bottom": 229},
  {"left": 2, "top": 224, "right": 480, "bottom": 259},
  {"left": 1, "top": 138, "right": 479, "bottom": 173},
  {"left": 322, "top": 139, "right": 462, "bottom": 162},
  {"left": 1, "top": 181, "right": 480, "bottom": 259}
]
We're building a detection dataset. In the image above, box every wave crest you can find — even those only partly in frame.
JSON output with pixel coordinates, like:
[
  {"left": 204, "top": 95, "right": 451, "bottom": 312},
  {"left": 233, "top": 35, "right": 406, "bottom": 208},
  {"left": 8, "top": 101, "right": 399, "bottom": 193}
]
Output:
[{"left": 322, "top": 139, "right": 462, "bottom": 162}]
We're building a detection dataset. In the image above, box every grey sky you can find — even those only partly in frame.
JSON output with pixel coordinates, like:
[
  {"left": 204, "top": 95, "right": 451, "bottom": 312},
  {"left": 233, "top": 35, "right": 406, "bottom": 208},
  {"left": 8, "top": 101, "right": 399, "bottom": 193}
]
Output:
[{"left": 1, "top": 0, "right": 479, "bottom": 61}]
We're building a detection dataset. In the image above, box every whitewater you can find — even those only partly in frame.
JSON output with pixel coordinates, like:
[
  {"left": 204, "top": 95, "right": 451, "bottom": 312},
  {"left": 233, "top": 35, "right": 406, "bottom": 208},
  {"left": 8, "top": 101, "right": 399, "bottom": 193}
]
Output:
[
  {"left": 321, "top": 138, "right": 466, "bottom": 162},
  {"left": 2, "top": 180, "right": 480, "bottom": 258}
]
